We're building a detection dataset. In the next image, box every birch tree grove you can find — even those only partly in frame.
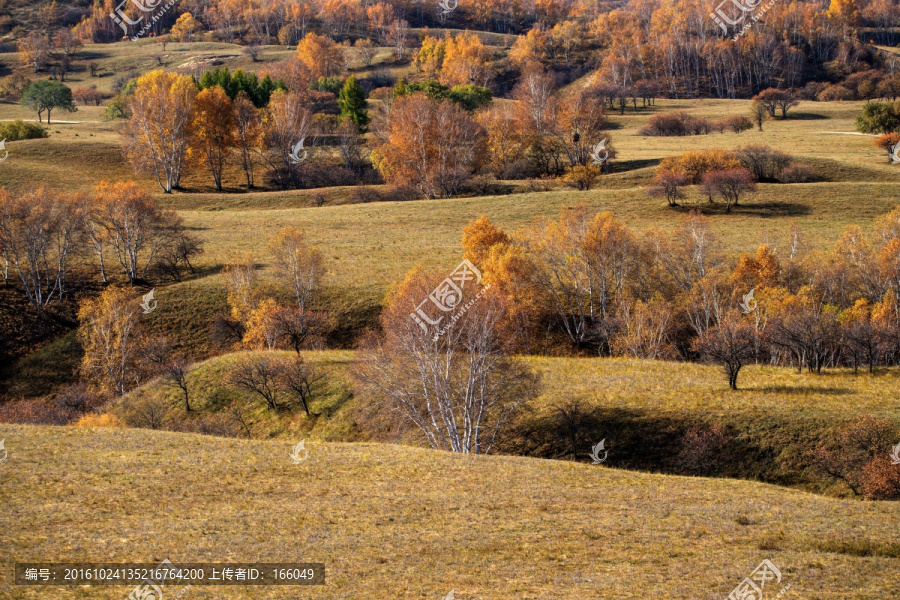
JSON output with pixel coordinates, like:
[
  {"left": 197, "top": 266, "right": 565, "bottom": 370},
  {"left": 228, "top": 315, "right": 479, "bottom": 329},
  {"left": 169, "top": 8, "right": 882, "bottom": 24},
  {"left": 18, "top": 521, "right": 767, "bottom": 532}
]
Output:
[
  {"left": 0, "top": 187, "right": 86, "bottom": 310},
  {"left": 355, "top": 269, "right": 540, "bottom": 454},
  {"left": 92, "top": 181, "right": 179, "bottom": 283}
]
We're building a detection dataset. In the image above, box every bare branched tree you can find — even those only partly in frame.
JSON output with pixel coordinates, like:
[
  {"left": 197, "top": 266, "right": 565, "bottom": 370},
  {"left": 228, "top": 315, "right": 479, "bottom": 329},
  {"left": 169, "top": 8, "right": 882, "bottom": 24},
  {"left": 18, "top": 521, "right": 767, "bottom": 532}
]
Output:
[{"left": 355, "top": 269, "right": 540, "bottom": 454}]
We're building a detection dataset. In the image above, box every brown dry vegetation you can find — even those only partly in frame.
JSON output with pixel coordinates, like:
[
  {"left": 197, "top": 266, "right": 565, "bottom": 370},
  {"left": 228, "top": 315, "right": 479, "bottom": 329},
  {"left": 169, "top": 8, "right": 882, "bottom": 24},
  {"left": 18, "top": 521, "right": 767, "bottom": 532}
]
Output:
[{"left": 0, "top": 425, "right": 898, "bottom": 599}]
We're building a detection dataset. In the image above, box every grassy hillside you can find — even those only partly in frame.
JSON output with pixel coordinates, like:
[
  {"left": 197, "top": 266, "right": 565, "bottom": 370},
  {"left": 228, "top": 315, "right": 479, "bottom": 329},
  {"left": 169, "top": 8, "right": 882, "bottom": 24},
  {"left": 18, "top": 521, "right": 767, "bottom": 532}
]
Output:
[
  {"left": 0, "top": 425, "right": 897, "bottom": 599},
  {"left": 107, "top": 350, "right": 900, "bottom": 494}
]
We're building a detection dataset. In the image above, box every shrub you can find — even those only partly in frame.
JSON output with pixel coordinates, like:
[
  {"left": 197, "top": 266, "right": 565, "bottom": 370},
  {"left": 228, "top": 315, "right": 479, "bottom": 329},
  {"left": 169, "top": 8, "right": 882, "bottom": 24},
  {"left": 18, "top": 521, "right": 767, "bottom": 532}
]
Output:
[
  {"left": 860, "top": 456, "right": 900, "bottom": 500},
  {"left": 54, "top": 383, "right": 101, "bottom": 412},
  {"left": 701, "top": 168, "right": 756, "bottom": 212},
  {"left": 658, "top": 148, "right": 741, "bottom": 184},
  {"left": 779, "top": 164, "right": 816, "bottom": 183},
  {"left": 0, "top": 398, "right": 75, "bottom": 425},
  {"left": 735, "top": 144, "right": 792, "bottom": 181},
  {"left": 720, "top": 115, "right": 753, "bottom": 133},
  {"left": 563, "top": 165, "right": 600, "bottom": 190},
  {"left": 677, "top": 423, "right": 730, "bottom": 473},
  {"left": 875, "top": 132, "right": 900, "bottom": 158},
  {"left": 0, "top": 119, "right": 47, "bottom": 141},
  {"left": 639, "top": 111, "right": 712, "bottom": 136},
  {"left": 856, "top": 101, "right": 900, "bottom": 133},
  {"left": 647, "top": 169, "right": 688, "bottom": 206},
  {"left": 818, "top": 84, "right": 856, "bottom": 101},
  {"left": 75, "top": 413, "right": 125, "bottom": 428},
  {"left": 73, "top": 86, "right": 103, "bottom": 106},
  {"left": 814, "top": 414, "right": 900, "bottom": 499},
  {"left": 800, "top": 81, "right": 825, "bottom": 101}
]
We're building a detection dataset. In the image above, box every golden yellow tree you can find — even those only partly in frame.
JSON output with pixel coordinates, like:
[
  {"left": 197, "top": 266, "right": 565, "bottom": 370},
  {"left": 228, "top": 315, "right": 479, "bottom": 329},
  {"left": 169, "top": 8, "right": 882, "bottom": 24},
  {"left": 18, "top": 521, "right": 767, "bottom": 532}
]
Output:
[
  {"left": 191, "top": 85, "right": 236, "bottom": 191},
  {"left": 243, "top": 297, "right": 281, "bottom": 350},
  {"left": 414, "top": 32, "right": 445, "bottom": 79},
  {"left": 171, "top": 12, "right": 202, "bottom": 42},
  {"left": 78, "top": 287, "right": 146, "bottom": 397},
  {"left": 124, "top": 70, "right": 197, "bottom": 193},
  {"left": 440, "top": 32, "right": 490, "bottom": 87},
  {"left": 462, "top": 215, "right": 510, "bottom": 266},
  {"left": 296, "top": 32, "right": 344, "bottom": 79},
  {"left": 827, "top": 0, "right": 860, "bottom": 25}
]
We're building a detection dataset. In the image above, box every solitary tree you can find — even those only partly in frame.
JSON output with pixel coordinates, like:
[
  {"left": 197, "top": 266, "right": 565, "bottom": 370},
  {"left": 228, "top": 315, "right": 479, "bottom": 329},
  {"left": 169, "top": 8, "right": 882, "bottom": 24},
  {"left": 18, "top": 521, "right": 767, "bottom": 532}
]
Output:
[
  {"left": 162, "top": 357, "right": 193, "bottom": 412},
  {"left": 20, "top": 80, "right": 76, "bottom": 124},
  {"left": 296, "top": 32, "right": 344, "bottom": 79},
  {"left": 753, "top": 88, "right": 799, "bottom": 118},
  {"left": 338, "top": 75, "right": 369, "bottom": 132},
  {"left": 648, "top": 170, "right": 688, "bottom": 207},
  {"left": 691, "top": 312, "right": 757, "bottom": 389},
  {"left": 228, "top": 353, "right": 287, "bottom": 410},
  {"left": 701, "top": 169, "right": 756, "bottom": 212},
  {"left": 268, "top": 227, "right": 325, "bottom": 312},
  {"left": 750, "top": 100, "right": 768, "bottom": 131},
  {"left": 355, "top": 269, "right": 540, "bottom": 454}
]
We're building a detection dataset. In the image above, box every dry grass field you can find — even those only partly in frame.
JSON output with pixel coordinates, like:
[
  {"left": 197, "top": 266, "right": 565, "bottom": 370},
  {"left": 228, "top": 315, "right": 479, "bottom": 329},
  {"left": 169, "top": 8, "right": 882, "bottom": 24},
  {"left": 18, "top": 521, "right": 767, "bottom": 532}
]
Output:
[
  {"left": 1, "top": 425, "right": 898, "bottom": 599},
  {"left": 2, "top": 34, "right": 900, "bottom": 599}
]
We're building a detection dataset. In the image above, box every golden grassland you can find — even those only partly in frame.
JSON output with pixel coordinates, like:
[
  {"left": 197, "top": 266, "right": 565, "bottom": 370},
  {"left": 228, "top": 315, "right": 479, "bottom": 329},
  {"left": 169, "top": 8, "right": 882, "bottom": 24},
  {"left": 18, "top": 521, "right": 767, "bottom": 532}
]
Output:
[
  {"left": 0, "top": 425, "right": 898, "bottom": 599},
  {"left": 117, "top": 350, "right": 900, "bottom": 440}
]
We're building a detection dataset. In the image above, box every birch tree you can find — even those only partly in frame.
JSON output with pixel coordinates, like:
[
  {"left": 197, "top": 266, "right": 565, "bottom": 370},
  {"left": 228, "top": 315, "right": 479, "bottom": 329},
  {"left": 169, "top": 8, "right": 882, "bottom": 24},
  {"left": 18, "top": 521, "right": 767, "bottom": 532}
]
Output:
[
  {"left": 355, "top": 268, "right": 539, "bottom": 454},
  {"left": 124, "top": 70, "right": 197, "bottom": 193}
]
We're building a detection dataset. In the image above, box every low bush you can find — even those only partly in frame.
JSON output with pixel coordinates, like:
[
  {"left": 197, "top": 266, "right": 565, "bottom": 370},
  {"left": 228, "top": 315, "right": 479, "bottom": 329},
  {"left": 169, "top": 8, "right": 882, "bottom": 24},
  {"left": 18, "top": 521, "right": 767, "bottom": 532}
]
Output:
[
  {"left": 735, "top": 144, "right": 792, "bottom": 181},
  {"left": 0, "top": 119, "right": 47, "bottom": 141},
  {"left": 779, "top": 164, "right": 816, "bottom": 183},
  {"left": 75, "top": 413, "right": 125, "bottom": 428}
]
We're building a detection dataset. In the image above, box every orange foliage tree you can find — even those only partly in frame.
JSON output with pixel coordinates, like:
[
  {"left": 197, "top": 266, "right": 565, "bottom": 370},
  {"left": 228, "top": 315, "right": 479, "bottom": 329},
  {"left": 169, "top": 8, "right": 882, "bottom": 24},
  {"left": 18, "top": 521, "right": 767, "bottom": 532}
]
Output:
[
  {"left": 371, "top": 93, "right": 486, "bottom": 198},
  {"left": 191, "top": 85, "right": 236, "bottom": 191}
]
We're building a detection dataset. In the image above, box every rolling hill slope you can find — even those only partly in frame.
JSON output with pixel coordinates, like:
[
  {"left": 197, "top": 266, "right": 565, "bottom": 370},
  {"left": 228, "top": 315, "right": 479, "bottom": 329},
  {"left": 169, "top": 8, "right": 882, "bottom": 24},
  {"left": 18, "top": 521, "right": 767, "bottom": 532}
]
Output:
[{"left": 0, "top": 425, "right": 898, "bottom": 599}]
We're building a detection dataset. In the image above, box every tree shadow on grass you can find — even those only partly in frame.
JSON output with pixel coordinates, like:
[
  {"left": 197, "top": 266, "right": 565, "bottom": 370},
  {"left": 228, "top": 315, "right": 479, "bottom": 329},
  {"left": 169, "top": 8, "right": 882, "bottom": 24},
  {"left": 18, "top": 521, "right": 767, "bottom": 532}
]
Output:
[
  {"left": 785, "top": 112, "right": 829, "bottom": 120},
  {"left": 756, "top": 385, "right": 853, "bottom": 396},
  {"left": 607, "top": 158, "right": 659, "bottom": 173},
  {"left": 695, "top": 201, "right": 812, "bottom": 218}
]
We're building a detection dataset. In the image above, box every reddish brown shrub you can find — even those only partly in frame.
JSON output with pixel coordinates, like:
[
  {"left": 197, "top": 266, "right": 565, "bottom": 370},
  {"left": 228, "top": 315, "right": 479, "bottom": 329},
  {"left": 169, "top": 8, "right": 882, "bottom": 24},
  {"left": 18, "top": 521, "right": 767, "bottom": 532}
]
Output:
[
  {"left": 0, "top": 398, "right": 77, "bottom": 425},
  {"left": 860, "top": 456, "right": 900, "bottom": 500},
  {"left": 677, "top": 423, "right": 730, "bottom": 473}
]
